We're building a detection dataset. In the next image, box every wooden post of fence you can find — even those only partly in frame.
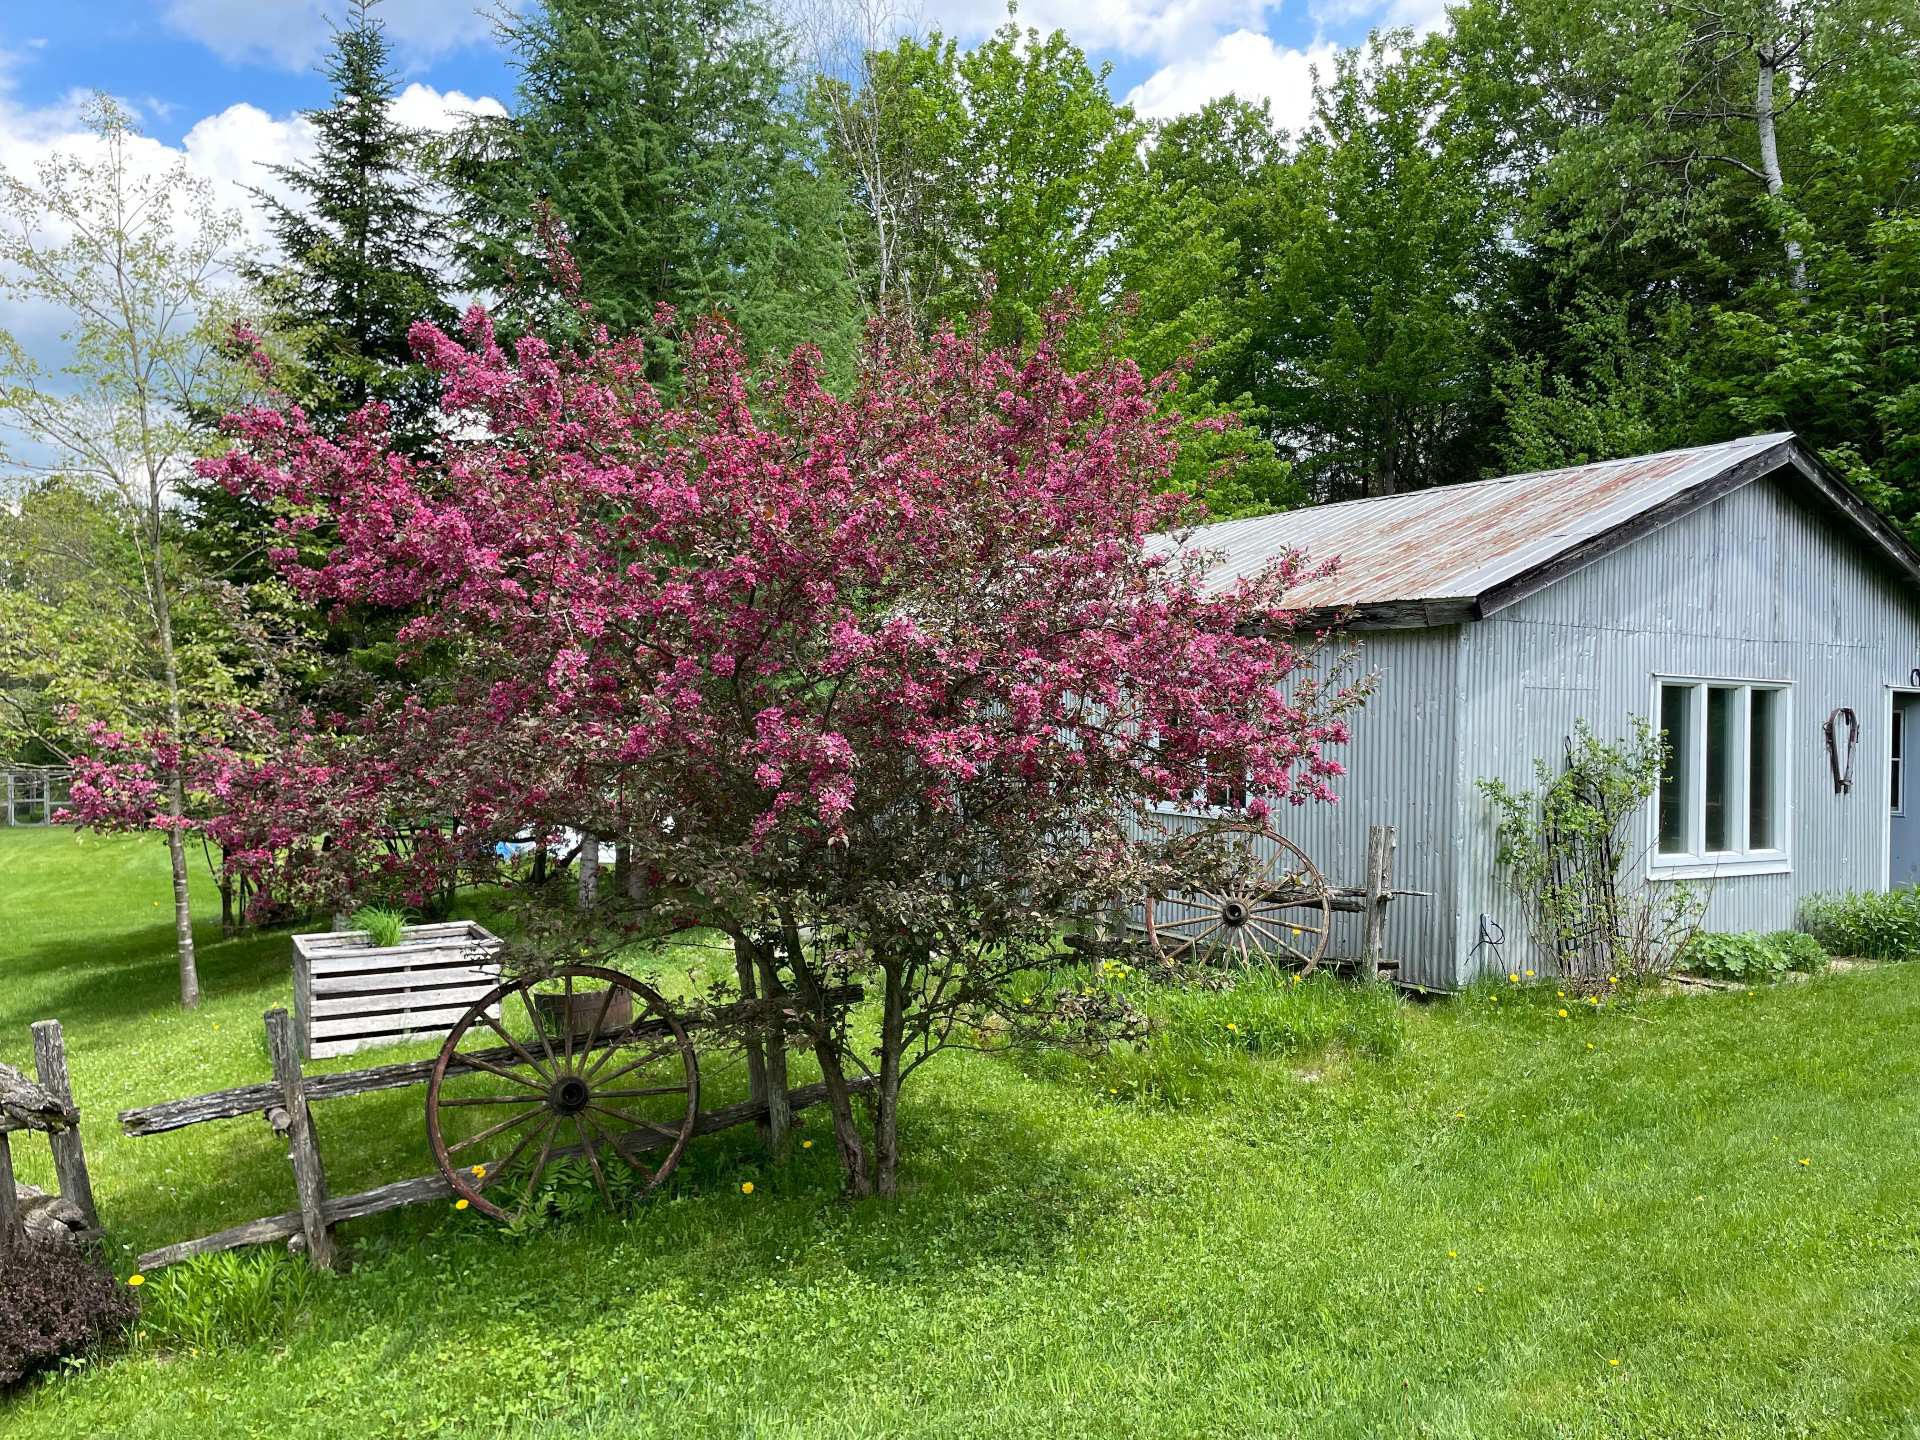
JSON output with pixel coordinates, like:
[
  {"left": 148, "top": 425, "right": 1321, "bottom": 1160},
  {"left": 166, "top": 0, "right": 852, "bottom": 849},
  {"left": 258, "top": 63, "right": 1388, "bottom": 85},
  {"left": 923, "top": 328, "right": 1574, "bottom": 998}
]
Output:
[
  {"left": 264, "top": 1008, "right": 337, "bottom": 1271},
  {"left": 1361, "top": 824, "right": 1397, "bottom": 982},
  {"left": 30, "top": 1020, "right": 95, "bottom": 1229},
  {"left": 0, "top": 1128, "right": 19, "bottom": 1254}
]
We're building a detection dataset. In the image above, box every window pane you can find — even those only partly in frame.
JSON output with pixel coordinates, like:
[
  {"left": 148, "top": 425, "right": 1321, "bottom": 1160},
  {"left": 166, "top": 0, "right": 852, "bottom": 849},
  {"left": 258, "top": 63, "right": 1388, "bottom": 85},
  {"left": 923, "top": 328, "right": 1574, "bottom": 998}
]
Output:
[
  {"left": 1750, "top": 688, "right": 1779, "bottom": 849},
  {"left": 1705, "top": 686, "right": 1738, "bottom": 851},
  {"left": 1895, "top": 709, "right": 1906, "bottom": 814},
  {"left": 1658, "top": 684, "right": 1692, "bottom": 854}
]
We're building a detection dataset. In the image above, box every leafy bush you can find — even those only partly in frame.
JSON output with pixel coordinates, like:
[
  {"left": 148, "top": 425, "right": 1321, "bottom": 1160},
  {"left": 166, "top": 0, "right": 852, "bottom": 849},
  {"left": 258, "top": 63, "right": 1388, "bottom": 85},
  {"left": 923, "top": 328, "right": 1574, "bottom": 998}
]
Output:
[
  {"left": 1479, "top": 719, "right": 1703, "bottom": 982},
  {"left": 349, "top": 904, "right": 408, "bottom": 948},
  {"left": 1800, "top": 888, "right": 1920, "bottom": 961},
  {"left": 1679, "top": 931, "right": 1790, "bottom": 982},
  {"left": 1764, "top": 930, "right": 1831, "bottom": 974},
  {"left": 0, "top": 1240, "right": 139, "bottom": 1387}
]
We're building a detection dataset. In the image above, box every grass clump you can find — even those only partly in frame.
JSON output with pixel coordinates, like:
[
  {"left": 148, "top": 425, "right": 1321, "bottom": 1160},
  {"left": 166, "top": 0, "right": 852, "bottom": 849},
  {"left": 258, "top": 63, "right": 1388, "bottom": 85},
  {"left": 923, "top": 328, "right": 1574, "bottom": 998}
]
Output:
[
  {"left": 1801, "top": 886, "right": 1920, "bottom": 961},
  {"left": 347, "top": 905, "right": 408, "bottom": 948}
]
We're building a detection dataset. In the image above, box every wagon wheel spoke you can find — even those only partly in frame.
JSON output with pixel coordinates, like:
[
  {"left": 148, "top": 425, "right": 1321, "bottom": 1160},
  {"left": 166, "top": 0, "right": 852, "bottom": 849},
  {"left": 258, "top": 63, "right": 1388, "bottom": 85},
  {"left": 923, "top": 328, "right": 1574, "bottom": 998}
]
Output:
[
  {"left": 518, "top": 984, "right": 563, "bottom": 1076},
  {"left": 520, "top": 1113, "right": 563, "bottom": 1216},
  {"left": 1154, "top": 907, "right": 1231, "bottom": 933},
  {"left": 446, "top": 1102, "right": 548, "bottom": 1156},
  {"left": 579, "top": 978, "right": 619, "bottom": 1064},
  {"left": 585, "top": 1100, "right": 685, "bottom": 1142},
  {"left": 454, "top": 1052, "right": 550, "bottom": 1093},
  {"left": 592, "top": 1084, "right": 690, "bottom": 1100},
  {"left": 1162, "top": 918, "right": 1224, "bottom": 958},
  {"left": 591, "top": 1039, "right": 684, "bottom": 1090},
  {"left": 439, "top": 1091, "right": 546, "bottom": 1107},
  {"left": 573, "top": 1113, "right": 616, "bottom": 1208},
  {"left": 1245, "top": 917, "right": 1315, "bottom": 964},
  {"left": 474, "top": 1114, "right": 549, "bottom": 1193},
  {"left": 477, "top": 1009, "right": 553, "bottom": 1082}
]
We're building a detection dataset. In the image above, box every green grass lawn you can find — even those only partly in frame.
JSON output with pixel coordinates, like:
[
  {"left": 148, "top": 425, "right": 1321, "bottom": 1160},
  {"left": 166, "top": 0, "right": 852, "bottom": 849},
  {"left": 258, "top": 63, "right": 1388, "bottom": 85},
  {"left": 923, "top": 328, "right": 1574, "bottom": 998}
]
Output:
[{"left": 4, "top": 826, "right": 1920, "bottom": 1437}]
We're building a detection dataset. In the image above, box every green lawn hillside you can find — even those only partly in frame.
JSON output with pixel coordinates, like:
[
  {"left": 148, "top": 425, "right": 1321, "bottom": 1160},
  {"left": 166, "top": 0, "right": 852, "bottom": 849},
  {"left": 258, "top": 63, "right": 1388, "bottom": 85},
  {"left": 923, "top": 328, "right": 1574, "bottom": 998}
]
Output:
[{"left": 3, "top": 826, "right": 1919, "bottom": 1437}]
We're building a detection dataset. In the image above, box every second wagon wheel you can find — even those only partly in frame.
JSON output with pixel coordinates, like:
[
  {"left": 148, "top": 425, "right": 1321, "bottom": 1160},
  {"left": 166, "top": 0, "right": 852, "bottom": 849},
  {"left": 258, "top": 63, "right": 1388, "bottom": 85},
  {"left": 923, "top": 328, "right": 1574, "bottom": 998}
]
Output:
[
  {"left": 426, "top": 965, "right": 699, "bottom": 1223},
  {"left": 1145, "top": 823, "right": 1333, "bottom": 971}
]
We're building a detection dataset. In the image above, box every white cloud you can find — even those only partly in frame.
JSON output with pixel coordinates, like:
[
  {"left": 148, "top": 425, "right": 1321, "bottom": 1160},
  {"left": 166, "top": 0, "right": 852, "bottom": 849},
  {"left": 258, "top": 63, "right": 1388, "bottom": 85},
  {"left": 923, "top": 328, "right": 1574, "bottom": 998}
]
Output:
[
  {"left": 916, "top": 0, "right": 1275, "bottom": 61},
  {"left": 1124, "top": 29, "right": 1337, "bottom": 133},
  {"left": 162, "top": 0, "right": 496, "bottom": 71},
  {"left": 1309, "top": 0, "right": 1451, "bottom": 34},
  {"left": 0, "top": 78, "right": 504, "bottom": 365}
]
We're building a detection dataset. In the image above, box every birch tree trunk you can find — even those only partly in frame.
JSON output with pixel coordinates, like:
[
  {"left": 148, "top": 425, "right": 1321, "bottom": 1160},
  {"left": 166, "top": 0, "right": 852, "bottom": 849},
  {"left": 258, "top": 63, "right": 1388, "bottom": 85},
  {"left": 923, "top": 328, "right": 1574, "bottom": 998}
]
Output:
[{"left": 1754, "top": 46, "right": 1808, "bottom": 291}]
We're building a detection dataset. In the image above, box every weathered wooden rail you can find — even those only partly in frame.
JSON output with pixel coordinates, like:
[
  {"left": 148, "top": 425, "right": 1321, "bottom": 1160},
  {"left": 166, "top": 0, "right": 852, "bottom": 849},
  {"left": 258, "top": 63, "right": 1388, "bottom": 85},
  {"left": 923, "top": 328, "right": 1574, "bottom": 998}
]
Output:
[
  {"left": 121, "top": 985, "right": 863, "bottom": 1273},
  {"left": 1, "top": 1021, "right": 98, "bottom": 1253}
]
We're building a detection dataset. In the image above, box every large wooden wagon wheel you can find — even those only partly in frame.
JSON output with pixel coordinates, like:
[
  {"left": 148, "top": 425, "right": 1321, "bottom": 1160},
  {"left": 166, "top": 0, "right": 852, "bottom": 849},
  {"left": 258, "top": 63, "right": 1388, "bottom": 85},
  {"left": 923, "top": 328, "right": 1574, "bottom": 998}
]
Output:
[
  {"left": 1144, "top": 823, "right": 1333, "bottom": 971},
  {"left": 426, "top": 965, "right": 699, "bottom": 1223}
]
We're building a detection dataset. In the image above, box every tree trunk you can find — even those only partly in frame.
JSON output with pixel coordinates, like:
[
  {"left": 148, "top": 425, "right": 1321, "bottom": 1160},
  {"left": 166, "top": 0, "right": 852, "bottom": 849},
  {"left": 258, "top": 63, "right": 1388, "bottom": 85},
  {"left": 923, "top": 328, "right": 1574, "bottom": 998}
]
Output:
[
  {"left": 577, "top": 834, "right": 599, "bottom": 909},
  {"left": 148, "top": 520, "right": 200, "bottom": 1008},
  {"left": 780, "top": 907, "right": 870, "bottom": 1194},
  {"left": 165, "top": 824, "right": 199, "bottom": 1009},
  {"left": 733, "top": 936, "right": 771, "bottom": 1146},
  {"left": 755, "top": 947, "right": 792, "bottom": 1156},
  {"left": 1755, "top": 48, "right": 1808, "bottom": 290},
  {"left": 874, "top": 955, "right": 908, "bottom": 1199}
]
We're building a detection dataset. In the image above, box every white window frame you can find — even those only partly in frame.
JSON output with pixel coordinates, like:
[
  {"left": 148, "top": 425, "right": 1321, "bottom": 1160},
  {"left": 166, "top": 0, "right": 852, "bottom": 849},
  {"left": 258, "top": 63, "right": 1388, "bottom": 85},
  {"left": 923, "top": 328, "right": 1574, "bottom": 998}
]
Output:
[
  {"left": 1894, "top": 705, "right": 1906, "bottom": 817},
  {"left": 1649, "top": 674, "right": 1792, "bottom": 879}
]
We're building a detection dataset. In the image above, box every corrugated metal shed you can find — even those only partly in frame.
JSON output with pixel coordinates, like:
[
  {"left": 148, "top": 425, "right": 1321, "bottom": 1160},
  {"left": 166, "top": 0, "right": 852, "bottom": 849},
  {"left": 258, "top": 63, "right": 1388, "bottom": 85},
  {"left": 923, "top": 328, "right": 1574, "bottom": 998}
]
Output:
[
  {"left": 1143, "top": 432, "right": 1920, "bottom": 990},
  {"left": 1164, "top": 432, "right": 1911, "bottom": 617}
]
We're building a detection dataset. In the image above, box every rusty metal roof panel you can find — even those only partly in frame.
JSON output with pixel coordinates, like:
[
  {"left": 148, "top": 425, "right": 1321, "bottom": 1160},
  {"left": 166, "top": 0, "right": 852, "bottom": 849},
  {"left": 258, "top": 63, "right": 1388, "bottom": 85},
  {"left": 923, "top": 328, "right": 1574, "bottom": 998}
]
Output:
[{"left": 1171, "top": 433, "right": 1795, "bottom": 609}]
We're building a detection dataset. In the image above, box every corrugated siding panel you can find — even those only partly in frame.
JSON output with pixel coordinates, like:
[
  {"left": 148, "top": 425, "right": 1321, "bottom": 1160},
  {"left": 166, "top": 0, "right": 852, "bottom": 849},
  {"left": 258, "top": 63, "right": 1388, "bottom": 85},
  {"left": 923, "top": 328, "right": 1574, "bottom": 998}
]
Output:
[
  {"left": 1136, "top": 627, "right": 1463, "bottom": 989},
  {"left": 1453, "top": 473, "right": 1920, "bottom": 984}
]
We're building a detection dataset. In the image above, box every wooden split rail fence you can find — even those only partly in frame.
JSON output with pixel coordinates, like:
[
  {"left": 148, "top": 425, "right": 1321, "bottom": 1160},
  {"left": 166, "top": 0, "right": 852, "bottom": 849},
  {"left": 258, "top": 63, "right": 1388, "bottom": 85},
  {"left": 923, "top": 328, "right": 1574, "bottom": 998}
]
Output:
[
  {"left": 0, "top": 1021, "right": 99, "bottom": 1253},
  {"left": 120, "top": 989, "right": 863, "bottom": 1273}
]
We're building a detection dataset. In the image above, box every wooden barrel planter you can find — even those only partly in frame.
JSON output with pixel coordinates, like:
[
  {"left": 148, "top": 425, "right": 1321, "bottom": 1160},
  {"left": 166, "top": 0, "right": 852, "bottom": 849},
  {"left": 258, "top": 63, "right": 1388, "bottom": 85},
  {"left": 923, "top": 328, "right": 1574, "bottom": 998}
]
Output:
[
  {"left": 532, "top": 982, "right": 633, "bottom": 1044},
  {"left": 291, "top": 921, "right": 503, "bottom": 1061}
]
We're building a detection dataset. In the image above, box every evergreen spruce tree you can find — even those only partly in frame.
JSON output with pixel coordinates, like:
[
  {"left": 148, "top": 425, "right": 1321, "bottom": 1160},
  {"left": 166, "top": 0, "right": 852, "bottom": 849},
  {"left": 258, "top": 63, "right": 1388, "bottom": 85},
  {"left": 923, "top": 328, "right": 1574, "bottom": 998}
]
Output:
[
  {"left": 442, "top": 0, "right": 857, "bottom": 375},
  {"left": 246, "top": 0, "right": 453, "bottom": 450}
]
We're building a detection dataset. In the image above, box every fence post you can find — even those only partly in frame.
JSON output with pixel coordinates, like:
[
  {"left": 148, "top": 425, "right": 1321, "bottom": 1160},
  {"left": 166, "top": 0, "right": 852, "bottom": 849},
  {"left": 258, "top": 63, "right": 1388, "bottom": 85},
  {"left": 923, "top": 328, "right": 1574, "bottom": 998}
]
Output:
[
  {"left": 0, "top": 1130, "right": 18, "bottom": 1253},
  {"left": 30, "top": 1020, "right": 95, "bottom": 1228},
  {"left": 1361, "top": 824, "right": 1398, "bottom": 982},
  {"left": 264, "top": 1008, "right": 337, "bottom": 1270}
]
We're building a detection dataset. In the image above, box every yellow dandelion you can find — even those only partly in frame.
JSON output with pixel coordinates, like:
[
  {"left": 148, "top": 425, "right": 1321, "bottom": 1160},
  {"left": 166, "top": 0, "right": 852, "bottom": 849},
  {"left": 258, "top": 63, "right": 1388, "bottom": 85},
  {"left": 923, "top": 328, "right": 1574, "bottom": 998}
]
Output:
[
  {"left": 1608, "top": 975, "right": 1619, "bottom": 985},
  {"left": 1226, "top": 1023, "right": 1239, "bottom": 1033},
  {"left": 127, "top": 1273, "right": 145, "bottom": 1287},
  {"left": 802, "top": 1139, "right": 814, "bottom": 1149},
  {"left": 1798, "top": 1157, "right": 1810, "bottom": 1167},
  {"left": 1475, "top": 1285, "right": 1485, "bottom": 1294},
  {"left": 470, "top": 1164, "right": 486, "bottom": 1179},
  {"left": 1448, "top": 1249, "right": 1458, "bottom": 1259},
  {"left": 1507, "top": 973, "right": 1519, "bottom": 984},
  {"left": 741, "top": 1181, "right": 755, "bottom": 1195},
  {"left": 1524, "top": 969, "right": 1535, "bottom": 978},
  {"left": 1557, "top": 1008, "right": 1568, "bottom": 1018},
  {"left": 454, "top": 1198, "right": 469, "bottom": 1211},
  {"left": 1588, "top": 996, "right": 1601, "bottom": 1006},
  {"left": 1585, "top": 1042, "right": 1594, "bottom": 1051},
  {"left": 1291, "top": 927, "right": 1302, "bottom": 937},
  {"left": 1609, "top": 1358, "right": 1621, "bottom": 1367},
  {"left": 1454, "top": 1111, "right": 1466, "bottom": 1119}
]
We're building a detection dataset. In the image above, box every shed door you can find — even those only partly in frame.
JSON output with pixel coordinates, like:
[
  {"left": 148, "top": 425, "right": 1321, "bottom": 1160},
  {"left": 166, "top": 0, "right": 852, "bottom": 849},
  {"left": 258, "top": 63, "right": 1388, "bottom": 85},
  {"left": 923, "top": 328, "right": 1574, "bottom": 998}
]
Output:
[{"left": 1891, "top": 692, "right": 1920, "bottom": 888}]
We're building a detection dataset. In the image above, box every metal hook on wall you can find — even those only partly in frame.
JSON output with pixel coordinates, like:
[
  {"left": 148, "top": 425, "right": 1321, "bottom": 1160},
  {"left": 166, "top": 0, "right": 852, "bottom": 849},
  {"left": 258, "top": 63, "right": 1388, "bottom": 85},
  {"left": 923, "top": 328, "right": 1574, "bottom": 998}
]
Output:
[{"left": 1825, "top": 707, "right": 1860, "bottom": 795}]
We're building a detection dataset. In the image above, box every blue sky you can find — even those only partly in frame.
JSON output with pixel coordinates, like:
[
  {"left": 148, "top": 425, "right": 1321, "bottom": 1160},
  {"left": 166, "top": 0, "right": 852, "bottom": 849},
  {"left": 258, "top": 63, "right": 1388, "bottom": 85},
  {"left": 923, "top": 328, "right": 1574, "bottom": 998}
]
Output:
[{"left": 1, "top": 1, "right": 1444, "bottom": 154}]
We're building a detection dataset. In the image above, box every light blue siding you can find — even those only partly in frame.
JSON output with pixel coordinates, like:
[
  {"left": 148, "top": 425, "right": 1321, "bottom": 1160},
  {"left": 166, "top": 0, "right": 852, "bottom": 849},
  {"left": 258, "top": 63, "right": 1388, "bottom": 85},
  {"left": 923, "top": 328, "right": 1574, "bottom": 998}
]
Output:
[{"left": 1451, "top": 473, "right": 1920, "bottom": 984}]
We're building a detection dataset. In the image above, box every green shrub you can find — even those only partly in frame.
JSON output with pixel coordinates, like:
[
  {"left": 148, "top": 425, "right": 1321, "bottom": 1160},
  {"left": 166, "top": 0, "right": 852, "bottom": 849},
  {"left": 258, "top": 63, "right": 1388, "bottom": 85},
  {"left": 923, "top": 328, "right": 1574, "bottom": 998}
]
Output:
[
  {"left": 1800, "top": 887, "right": 1920, "bottom": 961},
  {"left": 1679, "top": 931, "right": 1789, "bottom": 982},
  {"left": 349, "top": 904, "right": 408, "bottom": 948},
  {"left": 1763, "top": 930, "right": 1830, "bottom": 974}
]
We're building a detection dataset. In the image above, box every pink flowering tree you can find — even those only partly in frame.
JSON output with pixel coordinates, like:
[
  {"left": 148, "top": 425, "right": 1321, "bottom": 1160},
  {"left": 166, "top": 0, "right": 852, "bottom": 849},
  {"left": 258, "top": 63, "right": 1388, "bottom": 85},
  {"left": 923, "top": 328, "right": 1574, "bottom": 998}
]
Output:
[{"left": 173, "top": 300, "right": 1360, "bottom": 1196}]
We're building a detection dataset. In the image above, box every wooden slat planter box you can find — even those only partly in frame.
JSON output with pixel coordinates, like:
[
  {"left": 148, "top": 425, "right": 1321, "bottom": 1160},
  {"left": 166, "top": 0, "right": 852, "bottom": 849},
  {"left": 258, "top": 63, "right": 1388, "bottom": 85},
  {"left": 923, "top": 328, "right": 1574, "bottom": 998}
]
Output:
[{"left": 291, "top": 921, "right": 502, "bottom": 1061}]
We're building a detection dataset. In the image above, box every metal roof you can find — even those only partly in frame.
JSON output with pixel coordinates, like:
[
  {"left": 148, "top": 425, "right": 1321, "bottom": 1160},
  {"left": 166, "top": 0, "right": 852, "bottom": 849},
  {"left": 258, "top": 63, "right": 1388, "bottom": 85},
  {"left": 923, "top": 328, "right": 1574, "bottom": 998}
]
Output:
[{"left": 1166, "top": 433, "right": 1832, "bottom": 621}]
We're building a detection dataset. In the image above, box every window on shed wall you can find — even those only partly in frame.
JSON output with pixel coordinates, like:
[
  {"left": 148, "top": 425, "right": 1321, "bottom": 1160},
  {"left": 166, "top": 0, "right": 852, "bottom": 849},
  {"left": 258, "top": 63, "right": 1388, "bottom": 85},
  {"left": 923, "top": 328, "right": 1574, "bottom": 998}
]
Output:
[
  {"left": 1202, "top": 752, "right": 1247, "bottom": 811},
  {"left": 1654, "top": 679, "right": 1789, "bottom": 868},
  {"left": 1893, "top": 707, "right": 1906, "bottom": 816}
]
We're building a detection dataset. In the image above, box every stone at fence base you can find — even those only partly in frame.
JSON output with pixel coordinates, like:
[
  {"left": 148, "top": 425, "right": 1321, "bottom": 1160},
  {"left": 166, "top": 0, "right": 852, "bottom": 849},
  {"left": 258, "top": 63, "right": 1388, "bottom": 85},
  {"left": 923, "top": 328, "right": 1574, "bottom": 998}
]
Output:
[{"left": 14, "top": 1182, "right": 88, "bottom": 1246}]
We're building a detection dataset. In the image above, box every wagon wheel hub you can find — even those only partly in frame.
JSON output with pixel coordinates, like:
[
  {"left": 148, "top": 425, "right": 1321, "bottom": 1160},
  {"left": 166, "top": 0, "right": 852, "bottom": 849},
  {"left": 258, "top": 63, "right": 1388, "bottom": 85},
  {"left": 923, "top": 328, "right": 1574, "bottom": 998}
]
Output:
[
  {"left": 549, "top": 1073, "right": 592, "bottom": 1115},
  {"left": 1221, "top": 899, "right": 1249, "bottom": 927}
]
